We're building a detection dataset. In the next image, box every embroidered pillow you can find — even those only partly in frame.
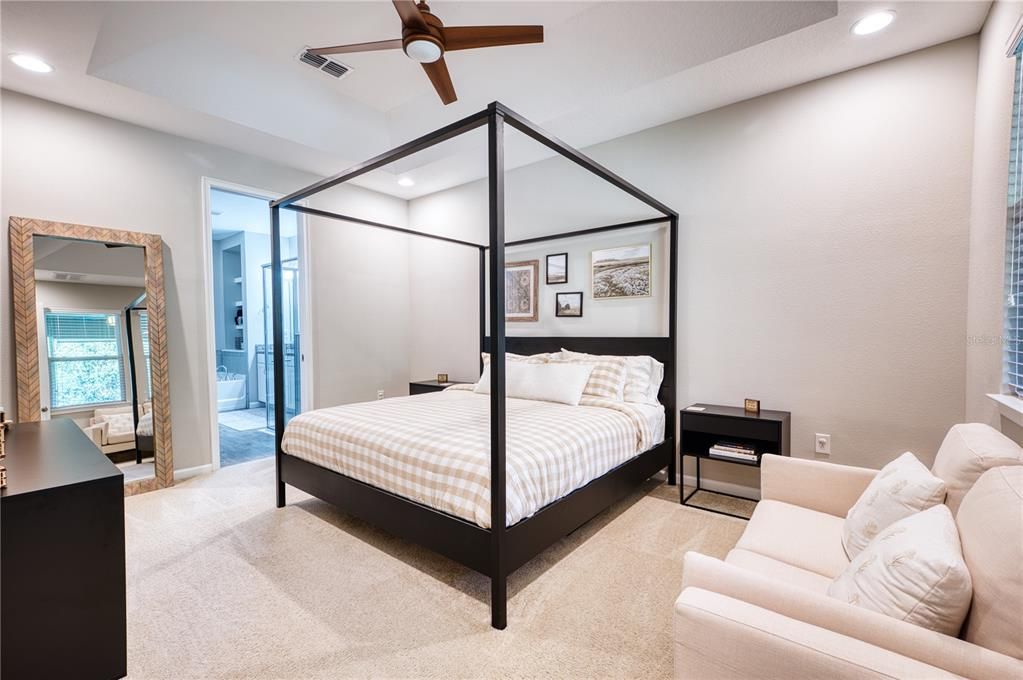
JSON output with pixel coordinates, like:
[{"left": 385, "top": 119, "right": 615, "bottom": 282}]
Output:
[
  {"left": 842, "top": 452, "right": 946, "bottom": 559},
  {"left": 828, "top": 504, "right": 972, "bottom": 636},
  {"left": 552, "top": 354, "right": 627, "bottom": 401}
]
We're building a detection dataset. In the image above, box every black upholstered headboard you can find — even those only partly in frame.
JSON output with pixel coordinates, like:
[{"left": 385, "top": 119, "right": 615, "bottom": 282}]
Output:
[{"left": 482, "top": 336, "right": 675, "bottom": 416}]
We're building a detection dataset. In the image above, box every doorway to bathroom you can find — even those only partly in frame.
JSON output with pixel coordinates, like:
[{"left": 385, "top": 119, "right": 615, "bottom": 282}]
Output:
[{"left": 202, "top": 180, "right": 310, "bottom": 469}]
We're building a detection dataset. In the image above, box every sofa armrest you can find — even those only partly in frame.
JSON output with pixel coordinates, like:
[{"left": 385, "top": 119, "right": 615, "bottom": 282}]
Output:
[
  {"left": 761, "top": 455, "right": 877, "bottom": 517},
  {"left": 80, "top": 422, "right": 108, "bottom": 447},
  {"left": 679, "top": 552, "right": 1023, "bottom": 680},
  {"left": 674, "top": 589, "right": 960, "bottom": 679}
]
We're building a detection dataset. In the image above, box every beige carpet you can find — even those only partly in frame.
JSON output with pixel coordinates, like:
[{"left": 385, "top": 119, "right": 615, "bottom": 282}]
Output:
[{"left": 124, "top": 458, "right": 748, "bottom": 679}]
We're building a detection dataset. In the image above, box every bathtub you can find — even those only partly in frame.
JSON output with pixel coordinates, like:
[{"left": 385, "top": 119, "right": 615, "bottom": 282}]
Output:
[{"left": 216, "top": 373, "right": 247, "bottom": 412}]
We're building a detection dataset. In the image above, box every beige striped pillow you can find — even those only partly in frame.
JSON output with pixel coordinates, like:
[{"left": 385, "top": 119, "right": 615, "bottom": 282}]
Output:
[
  {"left": 561, "top": 349, "right": 658, "bottom": 404},
  {"left": 553, "top": 354, "right": 627, "bottom": 401}
]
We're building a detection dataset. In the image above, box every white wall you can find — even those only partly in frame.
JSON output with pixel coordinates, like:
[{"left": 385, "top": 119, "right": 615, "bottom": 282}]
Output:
[
  {"left": 965, "top": 2, "right": 1022, "bottom": 431},
  {"left": 1, "top": 90, "right": 408, "bottom": 470},
  {"left": 411, "top": 37, "right": 980, "bottom": 482}
]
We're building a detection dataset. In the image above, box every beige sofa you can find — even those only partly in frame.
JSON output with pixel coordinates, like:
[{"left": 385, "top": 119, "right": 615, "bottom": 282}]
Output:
[
  {"left": 674, "top": 424, "right": 1023, "bottom": 679},
  {"left": 79, "top": 404, "right": 142, "bottom": 455}
]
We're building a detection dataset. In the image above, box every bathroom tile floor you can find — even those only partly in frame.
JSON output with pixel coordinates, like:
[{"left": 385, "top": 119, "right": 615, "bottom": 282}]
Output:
[{"left": 218, "top": 423, "right": 274, "bottom": 467}]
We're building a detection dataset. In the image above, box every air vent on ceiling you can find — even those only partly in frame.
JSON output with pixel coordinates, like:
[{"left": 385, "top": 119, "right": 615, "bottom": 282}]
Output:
[
  {"left": 298, "top": 48, "right": 352, "bottom": 80},
  {"left": 53, "top": 272, "right": 86, "bottom": 282}
]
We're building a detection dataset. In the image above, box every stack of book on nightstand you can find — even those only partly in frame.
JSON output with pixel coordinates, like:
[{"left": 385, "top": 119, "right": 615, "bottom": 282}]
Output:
[{"left": 708, "top": 441, "right": 758, "bottom": 463}]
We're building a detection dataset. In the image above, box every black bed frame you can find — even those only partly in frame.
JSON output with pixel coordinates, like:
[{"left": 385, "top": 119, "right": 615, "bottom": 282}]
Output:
[{"left": 270, "top": 102, "right": 678, "bottom": 629}]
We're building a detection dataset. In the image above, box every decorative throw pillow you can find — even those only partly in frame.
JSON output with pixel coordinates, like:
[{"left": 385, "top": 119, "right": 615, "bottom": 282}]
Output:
[
  {"left": 842, "top": 451, "right": 946, "bottom": 559},
  {"left": 561, "top": 349, "right": 661, "bottom": 405},
  {"left": 828, "top": 504, "right": 972, "bottom": 636},
  {"left": 552, "top": 353, "right": 627, "bottom": 401}
]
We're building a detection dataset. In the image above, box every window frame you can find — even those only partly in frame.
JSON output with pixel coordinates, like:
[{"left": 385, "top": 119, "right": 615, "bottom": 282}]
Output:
[{"left": 44, "top": 307, "right": 130, "bottom": 412}]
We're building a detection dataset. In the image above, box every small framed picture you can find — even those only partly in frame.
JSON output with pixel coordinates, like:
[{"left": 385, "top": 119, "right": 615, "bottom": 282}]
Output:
[
  {"left": 555, "top": 292, "right": 583, "bottom": 317},
  {"left": 546, "top": 253, "right": 568, "bottom": 284},
  {"left": 744, "top": 398, "right": 760, "bottom": 414},
  {"left": 437, "top": 373, "right": 449, "bottom": 384}
]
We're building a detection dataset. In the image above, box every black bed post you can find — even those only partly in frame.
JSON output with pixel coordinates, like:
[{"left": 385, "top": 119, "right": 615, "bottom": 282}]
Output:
[
  {"left": 487, "top": 104, "right": 508, "bottom": 630},
  {"left": 271, "top": 202, "right": 286, "bottom": 508},
  {"left": 479, "top": 246, "right": 486, "bottom": 376},
  {"left": 667, "top": 215, "right": 678, "bottom": 486},
  {"left": 124, "top": 306, "right": 141, "bottom": 463}
]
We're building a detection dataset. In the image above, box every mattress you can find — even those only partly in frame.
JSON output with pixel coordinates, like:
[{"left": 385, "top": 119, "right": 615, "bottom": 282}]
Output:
[{"left": 282, "top": 385, "right": 664, "bottom": 528}]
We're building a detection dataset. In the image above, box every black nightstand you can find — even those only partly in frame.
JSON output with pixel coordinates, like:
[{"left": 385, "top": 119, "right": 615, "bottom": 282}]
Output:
[
  {"left": 680, "top": 403, "right": 791, "bottom": 518},
  {"left": 409, "top": 379, "right": 471, "bottom": 395}
]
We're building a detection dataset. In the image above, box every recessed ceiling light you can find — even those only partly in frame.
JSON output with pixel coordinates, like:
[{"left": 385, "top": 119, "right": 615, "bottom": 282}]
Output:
[
  {"left": 852, "top": 11, "right": 895, "bottom": 36},
  {"left": 397, "top": 177, "right": 415, "bottom": 187},
  {"left": 9, "top": 53, "right": 53, "bottom": 73}
]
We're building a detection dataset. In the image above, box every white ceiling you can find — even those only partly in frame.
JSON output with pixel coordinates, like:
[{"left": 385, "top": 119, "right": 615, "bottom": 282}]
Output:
[{"left": 2, "top": 1, "right": 990, "bottom": 200}]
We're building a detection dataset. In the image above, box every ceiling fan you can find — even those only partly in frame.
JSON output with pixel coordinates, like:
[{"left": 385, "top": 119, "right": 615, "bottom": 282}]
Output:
[{"left": 308, "top": 0, "right": 543, "bottom": 105}]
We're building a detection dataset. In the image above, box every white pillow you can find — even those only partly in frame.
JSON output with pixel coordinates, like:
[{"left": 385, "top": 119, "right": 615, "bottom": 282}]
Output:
[
  {"left": 645, "top": 357, "right": 665, "bottom": 404},
  {"left": 474, "top": 361, "right": 593, "bottom": 406},
  {"left": 828, "top": 504, "right": 972, "bottom": 636},
  {"left": 843, "top": 452, "right": 947, "bottom": 559}
]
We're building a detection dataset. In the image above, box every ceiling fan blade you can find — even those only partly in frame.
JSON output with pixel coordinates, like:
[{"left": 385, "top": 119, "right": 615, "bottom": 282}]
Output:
[
  {"left": 307, "top": 39, "right": 403, "bottom": 56},
  {"left": 442, "top": 25, "right": 543, "bottom": 51},
  {"left": 392, "top": 0, "right": 428, "bottom": 31},
  {"left": 421, "top": 57, "right": 457, "bottom": 105}
]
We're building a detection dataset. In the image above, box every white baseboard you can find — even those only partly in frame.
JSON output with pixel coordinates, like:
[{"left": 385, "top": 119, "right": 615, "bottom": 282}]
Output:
[
  {"left": 174, "top": 464, "right": 213, "bottom": 481},
  {"left": 682, "top": 474, "right": 760, "bottom": 501}
]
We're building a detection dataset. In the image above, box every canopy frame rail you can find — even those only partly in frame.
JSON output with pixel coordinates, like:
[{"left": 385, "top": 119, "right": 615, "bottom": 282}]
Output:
[{"left": 270, "top": 101, "right": 678, "bottom": 630}]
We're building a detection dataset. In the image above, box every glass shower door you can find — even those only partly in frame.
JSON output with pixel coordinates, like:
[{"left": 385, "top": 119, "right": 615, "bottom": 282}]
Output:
[{"left": 262, "top": 258, "right": 301, "bottom": 431}]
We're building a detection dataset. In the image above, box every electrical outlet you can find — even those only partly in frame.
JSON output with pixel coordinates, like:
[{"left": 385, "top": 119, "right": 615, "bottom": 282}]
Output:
[
  {"left": 815, "top": 433, "right": 831, "bottom": 456},
  {"left": 376, "top": 389, "right": 385, "bottom": 400}
]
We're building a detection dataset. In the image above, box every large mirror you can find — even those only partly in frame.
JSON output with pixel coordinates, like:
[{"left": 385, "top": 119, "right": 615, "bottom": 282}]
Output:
[{"left": 10, "top": 217, "right": 173, "bottom": 494}]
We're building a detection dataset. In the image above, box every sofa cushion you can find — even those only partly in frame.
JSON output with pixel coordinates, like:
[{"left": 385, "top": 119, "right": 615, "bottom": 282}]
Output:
[
  {"left": 725, "top": 548, "right": 832, "bottom": 594},
  {"left": 842, "top": 451, "right": 946, "bottom": 559},
  {"left": 96, "top": 412, "right": 135, "bottom": 444},
  {"left": 956, "top": 466, "right": 1023, "bottom": 660},
  {"left": 735, "top": 500, "right": 849, "bottom": 578},
  {"left": 931, "top": 423, "right": 1023, "bottom": 515},
  {"left": 827, "top": 505, "right": 972, "bottom": 637}
]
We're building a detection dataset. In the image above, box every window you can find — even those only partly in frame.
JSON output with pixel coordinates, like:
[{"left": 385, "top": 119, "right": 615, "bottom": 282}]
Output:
[
  {"left": 1006, "top": 48, "right": 1023, "bottom": 396},
  {"left": 44, "top": 310, "right": 126, "bottom": 409}
]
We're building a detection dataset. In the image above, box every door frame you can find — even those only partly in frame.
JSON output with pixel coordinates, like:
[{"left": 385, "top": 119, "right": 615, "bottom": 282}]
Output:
[{"left": 200, "top": 177, "right": 314, "bottom": 470}]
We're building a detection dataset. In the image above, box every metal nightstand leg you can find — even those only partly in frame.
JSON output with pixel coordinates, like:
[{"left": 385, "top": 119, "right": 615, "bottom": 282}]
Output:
[{"left": 679, "top": 456, "right": 755, "bottom": 520}]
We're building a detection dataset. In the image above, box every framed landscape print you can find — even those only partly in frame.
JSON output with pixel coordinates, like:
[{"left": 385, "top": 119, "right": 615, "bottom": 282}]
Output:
[
  {"left": 591, "top": 243, "right": 652, "bottom": 299},
  {"left": 555, "top": 292, "right": 583, "bottom": 317},
  {"left": 505, "top": 260, "right": 539, "bottom": 322},
  {"left": 546, "top": 253, "right": 568, "bottom": 284}
]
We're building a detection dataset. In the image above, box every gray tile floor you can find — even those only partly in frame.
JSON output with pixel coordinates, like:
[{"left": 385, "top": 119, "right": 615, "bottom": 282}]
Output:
[{"left": 218, "top": 423, "right": 274, "bottom": 467}]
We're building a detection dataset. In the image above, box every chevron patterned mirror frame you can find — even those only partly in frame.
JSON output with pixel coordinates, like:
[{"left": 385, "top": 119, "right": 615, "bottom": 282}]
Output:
[{"left": 9, "top": 216, "right": 174, "bottom": 495}]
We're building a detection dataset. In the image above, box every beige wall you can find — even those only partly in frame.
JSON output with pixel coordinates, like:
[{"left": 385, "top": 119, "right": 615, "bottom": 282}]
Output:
[
  {"left": 411, "top": 37, "right": 981, "bottom": 489},
  {"left": 1, "top": 90, "right": 408, "bottom": 471},
  {"left": 965, "top": 2, "right": 1022, "bottom": 430}
]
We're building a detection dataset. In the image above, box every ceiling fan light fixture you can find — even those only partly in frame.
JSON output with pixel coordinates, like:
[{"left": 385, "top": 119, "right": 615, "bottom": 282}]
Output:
[{"left": 405, "top": 38, "right": 442, "bottom": 63}]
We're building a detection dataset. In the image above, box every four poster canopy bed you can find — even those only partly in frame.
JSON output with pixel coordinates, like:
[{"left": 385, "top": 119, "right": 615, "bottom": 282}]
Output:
[{"left": 269, "top": 102, "right": 679, "bottom": 630}]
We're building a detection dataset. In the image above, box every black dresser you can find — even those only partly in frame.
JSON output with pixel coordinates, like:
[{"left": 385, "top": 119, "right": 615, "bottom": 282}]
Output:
[{"left": 1, "top": 419, "right": 127, "bottom": 679}]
